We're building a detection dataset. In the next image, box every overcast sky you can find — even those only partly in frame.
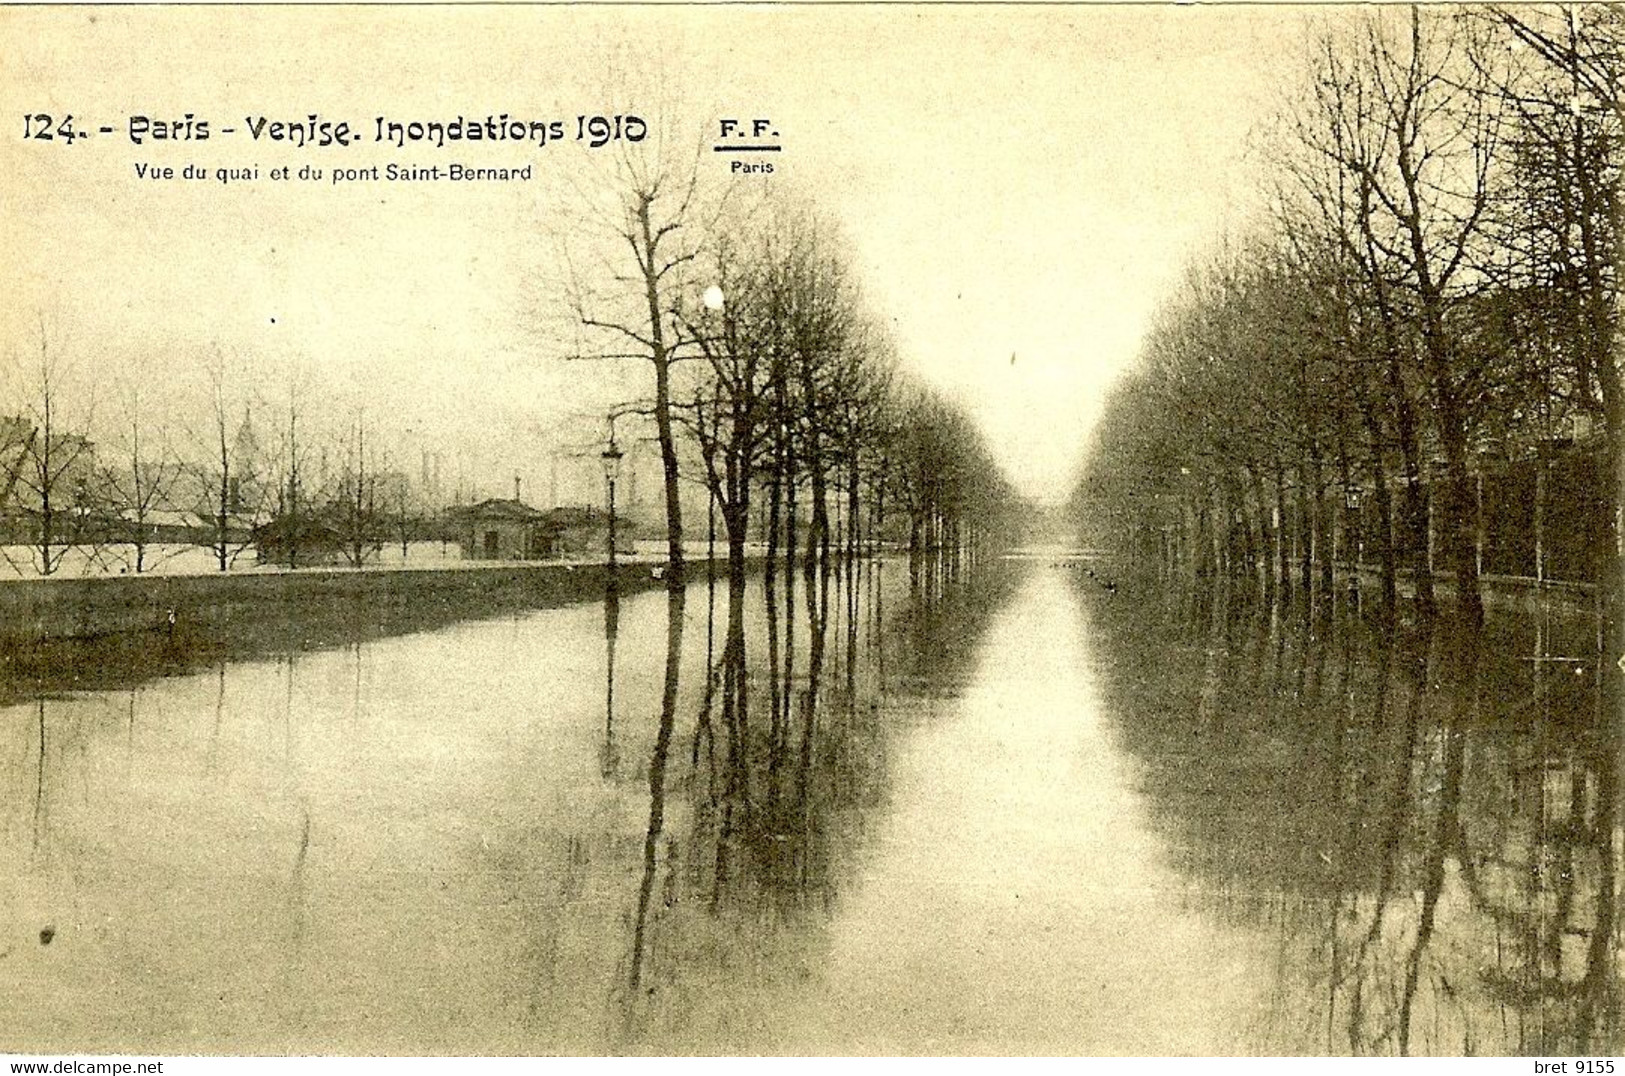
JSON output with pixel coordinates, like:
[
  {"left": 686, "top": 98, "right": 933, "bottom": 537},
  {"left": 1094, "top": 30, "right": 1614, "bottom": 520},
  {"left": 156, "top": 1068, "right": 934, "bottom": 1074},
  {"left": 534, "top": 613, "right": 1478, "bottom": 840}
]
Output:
[{"left": 0, "top": 5, "right": 1312, "bottom": 505}]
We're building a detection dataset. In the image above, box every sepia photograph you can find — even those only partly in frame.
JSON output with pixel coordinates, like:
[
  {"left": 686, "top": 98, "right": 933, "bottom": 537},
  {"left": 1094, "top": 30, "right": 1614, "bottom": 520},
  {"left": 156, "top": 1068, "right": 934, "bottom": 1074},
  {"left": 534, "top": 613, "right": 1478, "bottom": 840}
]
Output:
[{"left": 0, "top": 1, "right": 1622, "bottom": 1059}]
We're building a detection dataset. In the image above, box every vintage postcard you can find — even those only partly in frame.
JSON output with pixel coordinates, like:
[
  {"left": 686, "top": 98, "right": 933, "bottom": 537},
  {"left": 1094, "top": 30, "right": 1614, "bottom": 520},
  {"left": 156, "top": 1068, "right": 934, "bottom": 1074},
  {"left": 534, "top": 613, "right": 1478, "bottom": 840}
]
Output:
[{"left": 1, "top": 2, "right": 1620, "bottom": 1060}]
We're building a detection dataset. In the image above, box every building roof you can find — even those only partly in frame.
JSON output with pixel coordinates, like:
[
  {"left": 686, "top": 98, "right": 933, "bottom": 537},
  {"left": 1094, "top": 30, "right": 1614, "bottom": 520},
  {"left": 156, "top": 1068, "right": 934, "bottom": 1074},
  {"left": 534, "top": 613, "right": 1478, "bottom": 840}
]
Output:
[
  {"left": 253, "top": 515, "right": 345, "bottom": 544},
  {"left": 447, "top": 497, "right": 547, "bottom": 522},
  {"left": 539, "top": 505, "right": 609, "bottom": 528},
  {"left": 123, "top": 508, "right": 197, "bottom": 530}
]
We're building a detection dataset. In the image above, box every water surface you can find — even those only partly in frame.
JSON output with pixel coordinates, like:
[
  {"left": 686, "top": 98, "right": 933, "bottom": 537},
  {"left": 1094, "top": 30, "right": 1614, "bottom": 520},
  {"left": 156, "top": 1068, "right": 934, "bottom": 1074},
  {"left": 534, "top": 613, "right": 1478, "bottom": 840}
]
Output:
[{"left": 1, "top": 555, "right": 1615, "bottom": 1055}]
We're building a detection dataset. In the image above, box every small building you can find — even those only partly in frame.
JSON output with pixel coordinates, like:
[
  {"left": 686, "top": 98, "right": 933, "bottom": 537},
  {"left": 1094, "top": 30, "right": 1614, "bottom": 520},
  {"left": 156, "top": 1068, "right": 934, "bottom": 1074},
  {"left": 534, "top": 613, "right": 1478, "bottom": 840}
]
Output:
[
  {"left": 253, "top": 515, "right": 348, "bottom": 567},
  {"left": 447, "top": 498, "right": 548, "bottom": 560},
  {"left": 537, "top": 506, "right": 637, "bottom": 560}
]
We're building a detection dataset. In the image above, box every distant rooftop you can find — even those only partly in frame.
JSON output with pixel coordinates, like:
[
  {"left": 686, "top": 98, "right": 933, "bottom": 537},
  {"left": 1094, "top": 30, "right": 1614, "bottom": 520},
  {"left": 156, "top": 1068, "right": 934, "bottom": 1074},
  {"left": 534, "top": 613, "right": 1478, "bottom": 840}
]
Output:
[{"left": 447, "top": 498, "right": 547, "bottom": 521}]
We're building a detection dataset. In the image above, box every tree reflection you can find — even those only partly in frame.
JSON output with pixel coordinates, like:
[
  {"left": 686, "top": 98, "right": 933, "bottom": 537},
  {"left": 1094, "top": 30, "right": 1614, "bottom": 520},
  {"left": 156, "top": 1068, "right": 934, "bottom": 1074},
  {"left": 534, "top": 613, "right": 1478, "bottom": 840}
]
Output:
[
  {"left": 601, "top": 586, "right": 620, "bottom": 779},
  {"left": 617, "top": 556, "right": 1013, "bottom": 1041},
  {"left": 629, "top": 587, "right": 685, "bottom": 995},
  {"left": 1085, "top": 573, "right": 1621, "bottom": 1055},
  {"left": 32, "top": 697, "right": 46, "bottom": 853}
]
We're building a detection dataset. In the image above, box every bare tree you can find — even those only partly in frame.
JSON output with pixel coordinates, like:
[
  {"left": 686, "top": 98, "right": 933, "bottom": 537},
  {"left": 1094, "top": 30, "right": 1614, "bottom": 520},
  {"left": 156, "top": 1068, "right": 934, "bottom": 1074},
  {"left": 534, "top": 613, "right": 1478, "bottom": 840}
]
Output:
[
  {"left": 559, "top": 122, "right": 727, "bottom": 586},
  {"left": 185, "top": 352, "right": 265, "bottom": 572},
  {"left": 264, "top": 368, "right": 316, "bottom": 568},
  {"left": 5, "top": 322, "right": 98, "bottom": 576},
  {"left": 1292, "top": 9, "right": 1509, "bottom": 621},
  {"left": 679, "top": 224, "right": 775, "bottom": 591},
  {"left": 101, "top": 380, "right": 181, "bottom": 573},
  {"left": 1486, "top": 2, "right": 1623, "bottom": 747},
  {"left": 331, "top": 412, "right": 382, "bottom": 568}
]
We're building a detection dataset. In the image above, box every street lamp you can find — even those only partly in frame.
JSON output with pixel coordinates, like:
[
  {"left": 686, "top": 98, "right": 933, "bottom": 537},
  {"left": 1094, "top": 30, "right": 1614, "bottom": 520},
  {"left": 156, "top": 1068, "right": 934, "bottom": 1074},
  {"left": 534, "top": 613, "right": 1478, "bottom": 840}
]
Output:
[
  {"left": 601, "top": 435, "right": 623, "bottom": 571},
  {"left": 600, "top": 421, "right": 624, "bottom": 772}
]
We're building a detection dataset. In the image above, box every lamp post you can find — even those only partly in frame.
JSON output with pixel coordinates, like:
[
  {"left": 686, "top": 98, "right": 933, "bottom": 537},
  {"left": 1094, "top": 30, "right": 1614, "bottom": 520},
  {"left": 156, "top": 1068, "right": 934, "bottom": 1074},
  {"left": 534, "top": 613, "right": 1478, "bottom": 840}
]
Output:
[
  {"left": 600, "top": 422, "right": 624, "bottom": 775},
  {"left": 601, "top": 435, "right": 624, "bottom": 573}
]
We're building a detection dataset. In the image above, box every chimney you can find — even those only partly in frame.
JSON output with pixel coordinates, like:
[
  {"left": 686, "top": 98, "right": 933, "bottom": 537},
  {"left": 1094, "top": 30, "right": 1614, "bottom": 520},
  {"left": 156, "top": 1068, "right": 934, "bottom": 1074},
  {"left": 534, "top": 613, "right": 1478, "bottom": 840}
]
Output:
[{"left": 514, "top": 474, "right": 522, "bottom": 503}]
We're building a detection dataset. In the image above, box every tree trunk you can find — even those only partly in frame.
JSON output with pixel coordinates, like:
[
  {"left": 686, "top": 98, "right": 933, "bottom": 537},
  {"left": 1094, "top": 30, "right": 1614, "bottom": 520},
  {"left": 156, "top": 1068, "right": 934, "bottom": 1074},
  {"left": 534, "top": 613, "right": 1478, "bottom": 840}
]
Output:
[
  {"left": 636, "top": 195, "right": 685, "bottom": 587},
  {"left": 1298, "top": 462, "right": 1314, "bottom": 592},
  {"left": 1275, "top": 461, "right": 1292, "bottom": 598},
  {"left": 1249, "top": 466, "right": 1273, "bottom": 599}
]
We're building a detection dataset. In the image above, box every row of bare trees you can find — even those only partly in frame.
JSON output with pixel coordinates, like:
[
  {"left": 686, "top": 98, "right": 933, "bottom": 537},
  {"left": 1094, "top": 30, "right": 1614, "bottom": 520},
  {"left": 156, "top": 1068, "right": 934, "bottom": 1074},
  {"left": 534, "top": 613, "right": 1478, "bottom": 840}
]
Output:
[
  {"left": 1079, "top": 6, "right": 1621, "bottom": 629},
  {"left": 564, "top": 147, "right": 1020, "bottom": 592},
  {"left": 7, "top": 128, "right": 1022, "bottom": 582},
  {"left": 0, "top": 338, "right": 428, "bottom": 576}
]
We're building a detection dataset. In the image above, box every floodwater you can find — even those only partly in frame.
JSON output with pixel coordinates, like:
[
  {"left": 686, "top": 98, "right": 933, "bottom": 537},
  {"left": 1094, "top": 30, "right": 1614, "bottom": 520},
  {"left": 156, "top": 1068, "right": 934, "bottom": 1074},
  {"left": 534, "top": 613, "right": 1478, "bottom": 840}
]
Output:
[{"left": 0, "top": 552, "right": 1617, "bottom": 1055}]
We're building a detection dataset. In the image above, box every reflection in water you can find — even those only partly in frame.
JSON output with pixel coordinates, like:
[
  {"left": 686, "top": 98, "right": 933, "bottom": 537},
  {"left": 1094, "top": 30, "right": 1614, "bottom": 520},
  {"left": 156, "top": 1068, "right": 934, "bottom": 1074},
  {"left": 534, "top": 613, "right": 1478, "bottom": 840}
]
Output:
[
  {"left": 32, "top": 699, "right": 44, "bottom": 853},
  {"left": 629, "top": 588, "right": 684, "bottom": 995},
  {"left": 601, "top": 587, "right": 620, "bottom": 779},
  {"left": 4, "top": 553, "right": 1613, "bottom": 1054},
  {"left": 604, "top": 552, "right": 1025, "bottom": 1051},
  {"left": 0, "top": 553, "right": 1007, "bottom": 1054},
  {"left": 1085, "top": 574, "right": 1620, "bottom": 1055}
]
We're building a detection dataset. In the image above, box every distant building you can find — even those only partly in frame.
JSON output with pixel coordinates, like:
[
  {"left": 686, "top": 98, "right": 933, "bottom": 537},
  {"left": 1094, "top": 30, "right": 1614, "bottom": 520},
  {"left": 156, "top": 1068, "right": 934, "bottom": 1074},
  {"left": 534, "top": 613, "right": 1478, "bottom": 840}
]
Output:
[
  {"left": 0, "top": 419, "right": 100, "bottom": 542},
  {"left": 446, "top": 498, "right": 549, "bottom": 560},
  {"left": 537, "top": 506, "right": 635, "bottom": 560},
  {"left": 225, "top": 408, "right": 273, "bottom": 516},
  {"left": 252, "top": 515, "right": 348, "bottom": 567},
  {"left": 0, "top": 416, "right": 31, "bottom": 512},
  {"left": 118, "top": 507, "right": 198, "bottom": 545}
]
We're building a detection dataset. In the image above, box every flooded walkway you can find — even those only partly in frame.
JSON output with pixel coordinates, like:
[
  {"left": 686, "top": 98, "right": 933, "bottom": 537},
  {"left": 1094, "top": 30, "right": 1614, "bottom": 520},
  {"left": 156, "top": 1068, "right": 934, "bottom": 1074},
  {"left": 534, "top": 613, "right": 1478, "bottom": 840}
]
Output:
[
  {"left": 1, "top": 554, "right": 1617, "bottom": 1055},
  {"left": 758, "top": 564, "right": 1267, "bottom": 1054}
]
